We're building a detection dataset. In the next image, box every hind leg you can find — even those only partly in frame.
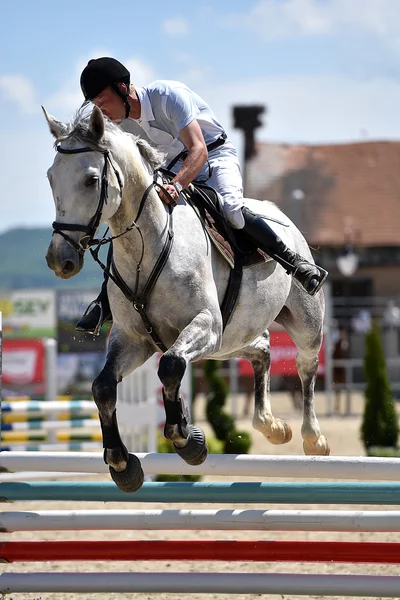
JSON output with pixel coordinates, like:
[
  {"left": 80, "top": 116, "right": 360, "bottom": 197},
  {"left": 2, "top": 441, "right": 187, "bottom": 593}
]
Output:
[
  {"left": 92, "top": 326, "right": 154, "bottom": 492},
  {"left": 276, "top": 302, "right": 330, "bottom": 456},
  {"left": 238, "top": 332, "right": 292, "bottom": 445}
]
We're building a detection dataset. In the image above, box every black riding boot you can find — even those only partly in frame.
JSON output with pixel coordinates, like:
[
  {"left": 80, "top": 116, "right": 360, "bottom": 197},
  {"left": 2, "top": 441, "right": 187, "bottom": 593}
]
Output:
[
  {"left": 76, "top": 275, "right": 112, "bottom": 335},
  {"left": 242, "top": 207, "right": 328, "bottom": 296}
]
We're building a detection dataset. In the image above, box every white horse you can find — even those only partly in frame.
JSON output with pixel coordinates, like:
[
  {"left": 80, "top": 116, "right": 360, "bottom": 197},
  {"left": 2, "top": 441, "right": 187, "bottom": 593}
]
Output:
[{"left": 44, "top": 105, "right": 329, "bottom": 493}]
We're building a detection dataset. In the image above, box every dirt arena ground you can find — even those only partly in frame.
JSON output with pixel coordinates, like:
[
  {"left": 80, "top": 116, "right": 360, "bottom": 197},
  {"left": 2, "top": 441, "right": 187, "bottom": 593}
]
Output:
[{"left": 1, "top": 391, "right": 399, "bottom": 600}]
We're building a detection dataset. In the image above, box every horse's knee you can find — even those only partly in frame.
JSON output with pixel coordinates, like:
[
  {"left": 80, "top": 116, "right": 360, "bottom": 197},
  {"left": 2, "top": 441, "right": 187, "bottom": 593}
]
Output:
[
  {"left": 158, "top": 352, "right": 186, "bottom": 388},
  {"left": 92, "top": 367, "right": 117, "bottom": 416}
]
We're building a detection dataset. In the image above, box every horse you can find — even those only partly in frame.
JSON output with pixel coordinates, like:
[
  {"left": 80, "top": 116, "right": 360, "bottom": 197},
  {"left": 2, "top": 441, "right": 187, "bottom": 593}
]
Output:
[{"left": 43, "top": 105, "right": 329, "bottom": 493}]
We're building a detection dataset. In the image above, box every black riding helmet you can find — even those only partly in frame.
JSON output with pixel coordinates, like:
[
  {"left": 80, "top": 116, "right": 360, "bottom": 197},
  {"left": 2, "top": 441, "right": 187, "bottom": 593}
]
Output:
[{"left": 80, "top": 57, "right": 131, "bottom": 118}]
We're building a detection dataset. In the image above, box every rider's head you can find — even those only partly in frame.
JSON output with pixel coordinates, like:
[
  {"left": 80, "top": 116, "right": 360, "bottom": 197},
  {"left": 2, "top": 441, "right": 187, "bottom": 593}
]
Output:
[{"left": 80, "top": 57, "right": 131, "bottom": 121}]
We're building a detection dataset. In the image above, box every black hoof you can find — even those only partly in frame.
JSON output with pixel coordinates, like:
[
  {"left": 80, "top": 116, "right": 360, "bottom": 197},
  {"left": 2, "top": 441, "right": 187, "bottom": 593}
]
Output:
[
  {"left": 109, "top": 453, "right": 144, "bottom": 493},
  {"left": 174, "top": 425, "right": 208, "bottom": 466}
]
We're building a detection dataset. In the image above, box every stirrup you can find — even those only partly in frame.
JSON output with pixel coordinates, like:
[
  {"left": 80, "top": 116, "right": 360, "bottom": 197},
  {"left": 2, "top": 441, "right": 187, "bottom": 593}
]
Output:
[
  {"left": 309, "top": 266, "right": 328, "bottom": 296},
  {"left": 77, "top": 299, "right": 104, "bottom": 336}
]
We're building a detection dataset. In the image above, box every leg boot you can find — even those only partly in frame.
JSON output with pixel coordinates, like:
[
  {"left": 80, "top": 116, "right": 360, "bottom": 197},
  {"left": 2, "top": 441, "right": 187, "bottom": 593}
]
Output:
[
  {"left": 242, "top": 207, "right": 328, "bottom": 296},
  {"left": 76, "top": 276, "right": 112, "bottom": 335}
]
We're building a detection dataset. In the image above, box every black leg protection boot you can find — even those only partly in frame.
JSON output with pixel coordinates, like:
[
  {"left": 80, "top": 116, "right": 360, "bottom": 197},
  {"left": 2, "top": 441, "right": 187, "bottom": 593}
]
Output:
[
  {"left": 76, "top": 276, "right": 113, "bottom": 335},
  {"left": 242, "top": 207, "right": 328, "bottom": 296}
]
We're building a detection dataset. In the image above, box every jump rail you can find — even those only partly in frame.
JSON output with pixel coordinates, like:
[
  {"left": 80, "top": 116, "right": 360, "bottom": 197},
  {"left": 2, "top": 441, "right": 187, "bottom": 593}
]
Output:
[
  {"left": 2, "top": 451, "right": 400, "bottom": 479},
  {"left": 2, "top": 480, "right": 400, "bottom": 504},
  {"left": 1, "top": 572, "right": 399, "bottom": 596}
]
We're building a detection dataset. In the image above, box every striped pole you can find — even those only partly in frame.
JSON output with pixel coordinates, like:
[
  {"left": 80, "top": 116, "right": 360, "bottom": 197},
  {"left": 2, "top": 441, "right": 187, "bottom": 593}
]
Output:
[
  {"left": 1, "top": 400, "right": 96, "bottom": 414},
  {"left": 0, "top": 442, "right": 101, "bottom": 452},
  {"left": 2, "top": 432, "right": 101, "bottom": 443},
  {"left": 1, "top": 419, "right": 99, "bottom": 431}
]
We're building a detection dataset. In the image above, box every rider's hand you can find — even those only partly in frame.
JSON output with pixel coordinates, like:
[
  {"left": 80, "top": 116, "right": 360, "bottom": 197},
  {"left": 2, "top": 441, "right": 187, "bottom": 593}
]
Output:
[{"left": 158, "top": 183, "right": 180, "bottom": 205}]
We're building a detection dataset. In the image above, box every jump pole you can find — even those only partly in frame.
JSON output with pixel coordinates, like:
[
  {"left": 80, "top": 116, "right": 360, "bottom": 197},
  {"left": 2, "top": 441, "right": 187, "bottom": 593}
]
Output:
[
  {"left": 1, "top": 572, "right": 400, "bottom": 596},
  {"left": 2, "top": 451, "right": 400, "bottom": 479},
  {"left": 2, "top": 508, "right": 400, "bottom": 532},
  {"left": 2, "top": 540, "right": 400, "bottom": 563},
  {"left": 2, "top": 480, "right": 400, "bottom": 504}
]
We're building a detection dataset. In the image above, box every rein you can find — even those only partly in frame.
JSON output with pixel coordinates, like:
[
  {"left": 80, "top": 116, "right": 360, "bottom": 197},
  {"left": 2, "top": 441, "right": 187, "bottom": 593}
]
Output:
[{"left": 53, "top": 144, "right": 175, "bottom": 352}]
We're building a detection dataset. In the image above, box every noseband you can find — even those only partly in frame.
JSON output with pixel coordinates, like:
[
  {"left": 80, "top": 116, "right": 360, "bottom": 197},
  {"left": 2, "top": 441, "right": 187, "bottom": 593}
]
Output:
[{"left": 52, "top": 145, "right": 123, "bottom": 255}]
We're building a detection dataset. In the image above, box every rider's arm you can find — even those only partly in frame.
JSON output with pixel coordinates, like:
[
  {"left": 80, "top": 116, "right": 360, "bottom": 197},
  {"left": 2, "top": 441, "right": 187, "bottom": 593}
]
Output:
[
  {"left": 158, "top": 85, "right": 208, "bottom": 204},
  {"left": 171, "top": 120, "right": 208, "bottom": 190}
]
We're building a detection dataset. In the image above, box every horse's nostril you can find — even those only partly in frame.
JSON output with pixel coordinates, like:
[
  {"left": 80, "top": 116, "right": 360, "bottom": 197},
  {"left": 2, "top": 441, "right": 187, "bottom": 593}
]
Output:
[{"left": 61, "top": 260, "right": 76, "bottom": 275}]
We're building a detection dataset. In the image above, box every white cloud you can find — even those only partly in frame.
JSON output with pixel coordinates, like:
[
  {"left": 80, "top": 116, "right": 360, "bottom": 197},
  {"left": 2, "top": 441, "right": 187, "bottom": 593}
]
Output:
[
  {"left": 0, "top": 75, "right": 38, "bottom": 114},
  {"left": 223, "top": 0, "right": 400, "bottom": 41},
  {"left": 162, "top": 16, "right": 191, "bottom": 37},
  {"left": 124, "top": 57, "right": 158, "bottom": 86}
]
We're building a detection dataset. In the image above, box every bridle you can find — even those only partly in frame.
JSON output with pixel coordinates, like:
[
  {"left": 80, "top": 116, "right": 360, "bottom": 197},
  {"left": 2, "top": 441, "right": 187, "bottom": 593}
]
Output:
[
  {"left": 53, "top": 145, "right": 123, "bottom": 255},
  {"left": 52, "top": 143, "right": 175, "bottom": 352}
]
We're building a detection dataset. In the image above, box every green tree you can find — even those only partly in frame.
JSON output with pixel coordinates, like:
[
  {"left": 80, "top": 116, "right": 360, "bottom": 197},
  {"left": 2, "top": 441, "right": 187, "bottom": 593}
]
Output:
[
  {"left": 204, "top": 360, "right": 252, "bottom": 454},
  {"left": 361, "top": 320, "right": 399, "bottom": 451}
]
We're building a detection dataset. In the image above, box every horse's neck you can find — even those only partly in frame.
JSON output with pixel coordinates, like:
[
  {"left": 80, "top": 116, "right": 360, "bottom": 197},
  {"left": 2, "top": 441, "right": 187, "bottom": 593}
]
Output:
[{"left": 108, "top": 174, "right": 168, "bottom": 286}]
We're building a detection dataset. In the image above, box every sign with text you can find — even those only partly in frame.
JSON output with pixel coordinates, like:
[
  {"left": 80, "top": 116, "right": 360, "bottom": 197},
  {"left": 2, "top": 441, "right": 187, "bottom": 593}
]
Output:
[{"left": 0, "top": 290, "right": 56, "bottom": 338}]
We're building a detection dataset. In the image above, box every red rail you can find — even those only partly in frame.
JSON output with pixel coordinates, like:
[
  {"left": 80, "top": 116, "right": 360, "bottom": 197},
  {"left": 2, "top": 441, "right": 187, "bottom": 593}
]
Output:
[{"left": 1, "top": 540, "right": 399, "bottom": 563}]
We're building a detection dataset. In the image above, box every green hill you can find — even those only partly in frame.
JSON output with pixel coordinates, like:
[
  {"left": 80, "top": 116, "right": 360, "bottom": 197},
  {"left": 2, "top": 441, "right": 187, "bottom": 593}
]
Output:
[{"left": 0, "top": 227, "right": 105, "bottom": 290}]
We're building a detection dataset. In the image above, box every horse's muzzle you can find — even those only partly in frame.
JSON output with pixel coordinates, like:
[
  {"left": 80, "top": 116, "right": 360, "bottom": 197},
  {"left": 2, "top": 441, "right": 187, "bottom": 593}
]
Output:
[{"left": 46, "top": 238, "right": 84, "bottom": 279}]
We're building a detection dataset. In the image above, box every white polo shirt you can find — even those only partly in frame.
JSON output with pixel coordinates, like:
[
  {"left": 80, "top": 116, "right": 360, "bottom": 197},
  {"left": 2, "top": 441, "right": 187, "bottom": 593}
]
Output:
[
  {"left": 120, "top": 80, "right": 226, "bottom": 162},
  {"left": 120, "top": 80, "right": 245, "bottom": 228}
]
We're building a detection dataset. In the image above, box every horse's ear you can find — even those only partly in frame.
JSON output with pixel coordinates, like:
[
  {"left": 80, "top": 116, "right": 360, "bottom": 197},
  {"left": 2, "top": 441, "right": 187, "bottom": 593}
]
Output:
[
  {"left": 41, "top": 106, "right": 66, "bottom": 139},
  {"left": 136, "top": 138, "right": 166, "bottom": 171},
  {"left": 89, "top": 105, "right": 105, "bottom": 140}
]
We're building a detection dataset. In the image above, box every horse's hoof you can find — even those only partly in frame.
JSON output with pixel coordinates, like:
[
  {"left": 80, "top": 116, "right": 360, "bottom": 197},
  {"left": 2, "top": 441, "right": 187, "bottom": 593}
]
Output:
[
  {"left": 303, "top": 435, "right": 330, "bottom": 456},
  {"left": 255, "top": 418, "right": 292, "bottom": 445},
  {"left": 174, "top": 425, "right": 208, "bottom": 466},
  {"left": 109, "top": 453, "right": 144, "bottom": 493}
]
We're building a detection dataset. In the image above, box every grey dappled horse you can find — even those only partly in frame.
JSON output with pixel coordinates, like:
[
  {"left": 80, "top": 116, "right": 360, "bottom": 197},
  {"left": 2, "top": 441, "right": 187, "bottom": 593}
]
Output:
[{"left": 44, "top": 105, "right": 329, "bottom": 493}]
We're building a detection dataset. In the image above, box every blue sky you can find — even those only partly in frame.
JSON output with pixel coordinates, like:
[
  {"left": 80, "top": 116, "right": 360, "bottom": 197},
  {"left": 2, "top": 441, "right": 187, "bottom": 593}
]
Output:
[{"left": 1, "top": 0, "right": 399, "bottom": 233}]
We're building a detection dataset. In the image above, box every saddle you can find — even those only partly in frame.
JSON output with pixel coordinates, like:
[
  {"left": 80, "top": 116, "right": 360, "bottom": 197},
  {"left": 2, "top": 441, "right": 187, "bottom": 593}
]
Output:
[{"left": 157, "top": 169, "right": 272, "bottom": 330}]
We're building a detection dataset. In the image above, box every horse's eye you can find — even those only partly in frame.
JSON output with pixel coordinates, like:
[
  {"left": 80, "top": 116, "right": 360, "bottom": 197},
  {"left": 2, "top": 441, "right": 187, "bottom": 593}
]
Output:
[{"left": 85, "top": 176, "right": 98, "bottom": 188}]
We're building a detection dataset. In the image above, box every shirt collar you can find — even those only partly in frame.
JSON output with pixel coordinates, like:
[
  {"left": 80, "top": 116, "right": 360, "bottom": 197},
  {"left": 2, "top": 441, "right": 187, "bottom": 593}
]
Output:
[{"left": 135, "top": 87, "right": 154, "bottom": 123}]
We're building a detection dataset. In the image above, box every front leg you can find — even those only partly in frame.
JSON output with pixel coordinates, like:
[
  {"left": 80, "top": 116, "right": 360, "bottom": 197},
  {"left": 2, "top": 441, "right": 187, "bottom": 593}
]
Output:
[
  {"left": 158, "top": 308, "right": 222, "bottom": 465},
  {"left": 92, "top": 327, "right": 153, "bottom": 492}
]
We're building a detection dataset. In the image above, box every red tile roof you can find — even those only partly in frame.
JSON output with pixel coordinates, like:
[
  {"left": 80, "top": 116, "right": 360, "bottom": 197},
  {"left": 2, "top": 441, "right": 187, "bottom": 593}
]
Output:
[{"left": 245, "top": 141, "right": 400, "bottom": 247}]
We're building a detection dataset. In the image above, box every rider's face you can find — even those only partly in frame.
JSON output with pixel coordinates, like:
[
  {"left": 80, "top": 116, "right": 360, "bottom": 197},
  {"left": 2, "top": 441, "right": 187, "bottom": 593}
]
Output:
[{"left": 92, "top": 86, "right": 126, "bottom": 123}]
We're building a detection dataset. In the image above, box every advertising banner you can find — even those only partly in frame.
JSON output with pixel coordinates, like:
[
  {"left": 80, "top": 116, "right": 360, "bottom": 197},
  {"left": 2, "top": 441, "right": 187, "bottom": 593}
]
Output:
[
  {"left": 0, "top": 290, "right": 56, "bottom": 338},
  {"left": 2, "top": 338, "right": 45, "bottom": 385},
  {"left": 239, "top": 331, "right": 325, "bottom": 377}
]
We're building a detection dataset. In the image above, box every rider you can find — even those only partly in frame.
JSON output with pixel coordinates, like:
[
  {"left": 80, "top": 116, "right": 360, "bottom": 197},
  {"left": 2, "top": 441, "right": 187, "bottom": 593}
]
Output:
[{"left": 76, "top": 57, "right": 328, "bottom": 334}]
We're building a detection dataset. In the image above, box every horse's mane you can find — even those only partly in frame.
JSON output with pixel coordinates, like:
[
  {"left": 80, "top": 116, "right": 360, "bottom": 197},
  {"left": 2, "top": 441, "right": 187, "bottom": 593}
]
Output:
[{"left": 54, "top": 104, "right": 165, "bottom": 171}]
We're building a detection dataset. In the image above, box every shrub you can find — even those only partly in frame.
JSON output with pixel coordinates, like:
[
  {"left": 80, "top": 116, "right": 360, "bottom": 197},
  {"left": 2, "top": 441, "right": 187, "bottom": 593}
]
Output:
[
  {"left": 203, "top": 360, "right": 252, "bottom": 454},
  {"left": 360, "top": 320, "right": 399, "bottom": 451}
]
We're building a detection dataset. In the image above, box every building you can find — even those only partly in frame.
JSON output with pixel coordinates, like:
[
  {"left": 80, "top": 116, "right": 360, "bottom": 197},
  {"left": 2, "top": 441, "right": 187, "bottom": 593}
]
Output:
[{"left": 245, "top": 140, "right": 400, "bottom": 302}]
